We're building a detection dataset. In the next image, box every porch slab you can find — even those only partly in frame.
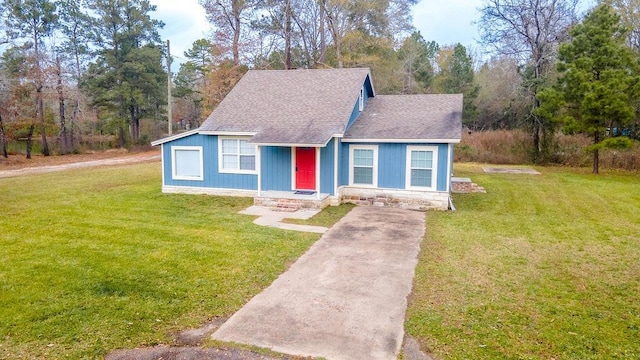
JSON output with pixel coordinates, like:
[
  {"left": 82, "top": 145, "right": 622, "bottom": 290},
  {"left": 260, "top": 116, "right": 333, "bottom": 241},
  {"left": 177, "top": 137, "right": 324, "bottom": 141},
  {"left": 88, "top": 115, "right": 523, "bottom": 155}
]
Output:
[{"left": 239, "top": 205, "right": 328, "bottom": 234}]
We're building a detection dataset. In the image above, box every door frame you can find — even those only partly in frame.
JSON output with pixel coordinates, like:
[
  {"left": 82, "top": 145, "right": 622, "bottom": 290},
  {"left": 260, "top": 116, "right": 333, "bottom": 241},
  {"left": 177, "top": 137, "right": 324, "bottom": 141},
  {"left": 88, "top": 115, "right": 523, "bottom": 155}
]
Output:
[{"left": 291, "top": 146, "right": 319, "bottom": 191}]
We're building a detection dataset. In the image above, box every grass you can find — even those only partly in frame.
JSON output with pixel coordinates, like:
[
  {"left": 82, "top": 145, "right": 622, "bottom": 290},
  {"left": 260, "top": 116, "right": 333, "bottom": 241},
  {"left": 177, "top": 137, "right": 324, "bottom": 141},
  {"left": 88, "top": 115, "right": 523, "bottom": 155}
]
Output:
[
  {"left": 0, "top": 163, "right": 327, "bottom": 359},
  {"left": 406, "top": 163, "right": 640, "bottom": 359},
  {"left": 283, "top": 203, "right": 355, "bottom": 227}
]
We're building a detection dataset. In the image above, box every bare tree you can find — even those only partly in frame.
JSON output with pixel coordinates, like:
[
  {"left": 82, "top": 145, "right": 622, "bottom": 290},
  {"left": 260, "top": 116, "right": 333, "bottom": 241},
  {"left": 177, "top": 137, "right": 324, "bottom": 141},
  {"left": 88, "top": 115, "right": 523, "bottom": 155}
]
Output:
[
  {"left": 478, "top": 0, "right": 578, "bottom": 160},
  {"left": 4, "top": 0, "right": 58, "bottom": 158},
  {"left": 199, "top": 0, "right": 259, "bottom": 66}
]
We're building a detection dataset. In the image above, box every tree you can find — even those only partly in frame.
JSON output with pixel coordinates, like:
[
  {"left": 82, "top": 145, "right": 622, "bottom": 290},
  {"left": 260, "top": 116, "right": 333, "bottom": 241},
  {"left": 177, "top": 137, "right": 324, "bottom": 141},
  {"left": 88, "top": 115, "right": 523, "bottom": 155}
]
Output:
[
  {"left": 199, "top": 0, "right": 258, "bottom": 66},
  {"left": 57, "top": 0, "right": 92, "bottom": 152},
  {"left": 478, "top": 0, "right": 578, "bottom": 161},
  {"left": 434, "top": 43, "right": 480, "bottom": 127},
  {"left": 606, "top": 0, "right": 640, "bottom": 51},
  {"left": 556, "top": 4, "right": 639, "bottom": 173},
  {"left": 4, "top": 0, "right": 58, "bottom": 158},
  {"left": 397, "top": 31, "right": 438, "bottom": 94},
  {"left": 82, "top": 0, "right": 166, "bottom": 145},
  {"left": 475, "top": 56, "right": 527, "bottom": 130}
]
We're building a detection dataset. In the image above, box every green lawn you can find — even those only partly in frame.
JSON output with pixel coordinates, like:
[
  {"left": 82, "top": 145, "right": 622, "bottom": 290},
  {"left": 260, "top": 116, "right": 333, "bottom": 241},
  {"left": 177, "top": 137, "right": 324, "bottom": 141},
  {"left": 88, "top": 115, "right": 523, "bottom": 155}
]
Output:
[
  {"left": 406, "top": 164, "right": 640, "bottom": 359},
  {"left": 0, "top": 163, "right": 326, "bottom": 359}
]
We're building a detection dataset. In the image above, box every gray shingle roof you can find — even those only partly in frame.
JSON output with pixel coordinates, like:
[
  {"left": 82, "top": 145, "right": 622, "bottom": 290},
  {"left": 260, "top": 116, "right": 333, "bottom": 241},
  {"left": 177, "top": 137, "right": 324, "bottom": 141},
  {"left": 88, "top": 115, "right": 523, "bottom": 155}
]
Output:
[
  {"left": 343, "top": 94, "right": 463, "bottom": 142},
  {"left": 199, "top": 68, "right": 371, "bottom": 145}
]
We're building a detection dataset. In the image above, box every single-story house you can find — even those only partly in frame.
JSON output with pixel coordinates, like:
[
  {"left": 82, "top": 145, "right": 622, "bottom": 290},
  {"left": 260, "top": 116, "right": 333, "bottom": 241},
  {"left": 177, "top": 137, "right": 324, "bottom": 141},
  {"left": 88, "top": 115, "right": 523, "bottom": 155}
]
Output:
[{"left": 151, "top": 68, "right": 462, "bottom": 210}]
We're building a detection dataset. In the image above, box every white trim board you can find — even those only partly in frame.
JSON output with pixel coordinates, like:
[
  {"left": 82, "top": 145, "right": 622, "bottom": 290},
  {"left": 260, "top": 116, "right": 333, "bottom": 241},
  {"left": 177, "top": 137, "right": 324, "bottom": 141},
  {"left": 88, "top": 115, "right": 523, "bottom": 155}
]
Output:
[
  {"left": 171, "top": 146, "right": 204, "bottom": 181},
  {"left": 405, "top": 145, "right": 438, "bottom": 191},
  {"left": 348, "top": 144, "right": 378, "bottom": 188},
  {"left": 342, "top": 138, "right": 460, "bottom": 144}
]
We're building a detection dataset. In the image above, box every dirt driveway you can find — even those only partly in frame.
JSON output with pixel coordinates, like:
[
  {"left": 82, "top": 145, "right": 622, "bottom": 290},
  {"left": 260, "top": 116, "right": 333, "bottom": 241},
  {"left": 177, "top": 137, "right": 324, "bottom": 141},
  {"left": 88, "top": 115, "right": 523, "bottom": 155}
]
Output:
[{"left": 0, "top": 150, "right": 160, "bottom": 178}]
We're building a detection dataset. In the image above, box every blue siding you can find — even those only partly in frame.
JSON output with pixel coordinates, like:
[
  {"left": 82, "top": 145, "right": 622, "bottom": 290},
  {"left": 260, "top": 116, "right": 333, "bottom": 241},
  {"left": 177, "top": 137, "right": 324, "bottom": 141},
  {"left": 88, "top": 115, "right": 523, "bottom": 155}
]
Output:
[
  {"left": 162, "top": 134, "right": 257, "bottom": 190},
  {"left": 378, "top": 143, "right": 406, "bottom": 188},
  {"left": 436, "top": 143, "right": 449, "bottom": 191},
  {"left": 339, "top": 142, "right": 453, "bottom": 191},
  {"left": 339, "top": 140, "right": 350, "bottom": 186},
  {"left": 345, "top": 75, "right": 374, "bottom": 131},
  {"left": 320, "top": 138, "right": 335, "bottom": 195},
  {"left": 261, "top": 146, "right": 292, "bottom": 191}
]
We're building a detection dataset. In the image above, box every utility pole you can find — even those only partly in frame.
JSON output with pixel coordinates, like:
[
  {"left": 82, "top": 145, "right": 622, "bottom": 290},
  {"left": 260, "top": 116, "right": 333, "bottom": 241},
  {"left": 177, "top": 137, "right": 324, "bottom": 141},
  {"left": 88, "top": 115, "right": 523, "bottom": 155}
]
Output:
[{"left": 166, "top": 39, "right": 173, "bottom": 136}]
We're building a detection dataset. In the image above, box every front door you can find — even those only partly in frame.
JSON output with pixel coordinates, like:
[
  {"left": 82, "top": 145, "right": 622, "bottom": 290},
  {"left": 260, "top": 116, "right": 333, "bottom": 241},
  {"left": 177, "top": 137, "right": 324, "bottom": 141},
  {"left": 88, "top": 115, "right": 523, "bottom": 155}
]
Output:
[{"left": 295, "top": 147, "right": 316, "bottom": 190}]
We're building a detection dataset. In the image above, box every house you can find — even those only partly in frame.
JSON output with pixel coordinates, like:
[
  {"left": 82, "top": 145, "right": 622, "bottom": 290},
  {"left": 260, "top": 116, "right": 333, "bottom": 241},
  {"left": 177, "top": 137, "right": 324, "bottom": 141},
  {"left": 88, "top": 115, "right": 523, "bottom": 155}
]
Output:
[{"left": 151, "top": 68, "right": 462, "bottom": 210}]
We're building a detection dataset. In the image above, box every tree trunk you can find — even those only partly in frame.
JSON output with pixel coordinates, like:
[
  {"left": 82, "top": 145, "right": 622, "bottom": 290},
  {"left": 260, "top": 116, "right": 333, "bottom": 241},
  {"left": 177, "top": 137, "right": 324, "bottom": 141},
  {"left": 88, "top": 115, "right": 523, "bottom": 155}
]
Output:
[
  {"left": 56, "top": 56, "right": 68, "bottom": 154},
  {"left": 284, "top": 0, "right": 292, "bottom": 69},
  {"left": 26, "top": 123, "right": 35, "bottom": 159},
  {"left": 34, "top": 27, "right": 49, "bottom": 156},
  {"left": 118, "top": 125, "right": 125, "bottom": 148},
  {"left": 593, "top": 130, "right": 600, "bottom": 174},
  {"left": 319, "top": 0, "right": 326, "bottom": 65},
  {"left": 37, "top": 89, "right": 50, "bottom": 156},
  {"left": 70, "top": 98, "right": 78, "bottom": 151},
  {"left": 0, "top": 112, "right": 8, "bottom": 158},
  {"left": 232, "top": 0, "right": 241, "bottom": 67}
]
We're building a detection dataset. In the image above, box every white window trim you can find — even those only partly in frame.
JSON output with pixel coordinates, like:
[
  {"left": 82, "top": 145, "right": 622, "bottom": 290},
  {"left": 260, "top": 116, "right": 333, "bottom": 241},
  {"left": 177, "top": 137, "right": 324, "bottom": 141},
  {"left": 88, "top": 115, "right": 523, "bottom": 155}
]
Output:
[
  {"left": 218, "top": 136, "right": 259, "bottom": 175},
  {"left": 406, "top": 145, "right": 438, "bottom": 191},
  {"left": 358, "top": 87, "right": 364, "bottom": 111},
  {"left": 349, "top": 144, "right": 378, "bottom": 187},
  {"left": 171, "top": 146, "right": 204, "bottom": 181}
]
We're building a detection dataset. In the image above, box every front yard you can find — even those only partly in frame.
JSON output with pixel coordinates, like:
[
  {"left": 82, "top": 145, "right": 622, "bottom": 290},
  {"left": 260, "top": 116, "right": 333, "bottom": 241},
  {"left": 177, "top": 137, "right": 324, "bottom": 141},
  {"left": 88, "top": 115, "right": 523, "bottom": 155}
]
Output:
[
  {"left": 0, "top": 163, "right": 322, "bottom": 359},
  {"left": 2, "top": 160, "right": 639, "bottom": 359},
  {"left": 407, "top": 164, "right": 640, "bottom": 359}
]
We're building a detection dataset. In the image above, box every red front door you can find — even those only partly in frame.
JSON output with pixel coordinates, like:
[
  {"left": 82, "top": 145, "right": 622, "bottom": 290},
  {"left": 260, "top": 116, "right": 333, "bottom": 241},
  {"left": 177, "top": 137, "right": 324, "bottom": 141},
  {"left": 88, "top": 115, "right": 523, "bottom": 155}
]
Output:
[{"left": 295, "top": 147, "right": 316, "bottom": 190}]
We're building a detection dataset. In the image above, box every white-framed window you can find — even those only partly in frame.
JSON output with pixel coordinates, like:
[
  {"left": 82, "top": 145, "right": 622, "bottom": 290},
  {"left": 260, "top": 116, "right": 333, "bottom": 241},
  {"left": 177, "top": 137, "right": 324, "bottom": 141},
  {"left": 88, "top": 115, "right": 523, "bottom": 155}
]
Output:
[
  {"left": 406, "top": 146, "right": 438, "bottom": 190},
  {"left": 349, "top": 145, "right": 378, "bottom": 187},
  {"left": 218, "top": 137, "right": 257, "bottom": 174},
  {"left": 171, "top": 146, "right": 204, "bottom": 181},
  {"left": 359, "top": 87, "right": 364, "bottom": 111}
]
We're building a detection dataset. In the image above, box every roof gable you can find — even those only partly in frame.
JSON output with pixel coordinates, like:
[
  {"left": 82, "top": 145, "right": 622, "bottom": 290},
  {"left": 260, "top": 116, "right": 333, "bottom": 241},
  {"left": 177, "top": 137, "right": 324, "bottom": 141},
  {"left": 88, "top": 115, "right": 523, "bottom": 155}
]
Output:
[
  {"left": 199, "top": 68, "right": 372, "bottom": 145},
  {"left": 343, "top": 94, "right": 463, "bottom": 142}
]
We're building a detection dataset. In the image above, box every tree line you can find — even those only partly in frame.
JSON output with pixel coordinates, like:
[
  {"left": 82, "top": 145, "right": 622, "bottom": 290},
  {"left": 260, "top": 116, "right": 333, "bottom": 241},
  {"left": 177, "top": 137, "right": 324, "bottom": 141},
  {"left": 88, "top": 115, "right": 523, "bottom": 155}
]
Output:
[
  {"left": 2, "top": 0, "right": 639, "bottom": 174},
  {"left": 0, "top": 0, "right": 166, "bottom": 158}
]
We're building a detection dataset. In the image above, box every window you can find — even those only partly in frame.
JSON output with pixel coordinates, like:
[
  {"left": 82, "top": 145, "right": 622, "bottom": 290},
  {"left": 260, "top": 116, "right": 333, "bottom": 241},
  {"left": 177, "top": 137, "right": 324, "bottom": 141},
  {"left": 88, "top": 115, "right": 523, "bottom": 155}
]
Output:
[
  {"left": 406, "top": 146, "right": 438, "bottom": 190},
  {"left": 358, "top": 87, "right": 364, "bottom": 111},
  {"left": 349, "top": 145, "right": 378, "bottom": 187},
  {"left": 218, "top": 137, "right": 257, "bottom": 174},
  {"left": 172, "top": 146, "right": 203, "bottom": 181}
]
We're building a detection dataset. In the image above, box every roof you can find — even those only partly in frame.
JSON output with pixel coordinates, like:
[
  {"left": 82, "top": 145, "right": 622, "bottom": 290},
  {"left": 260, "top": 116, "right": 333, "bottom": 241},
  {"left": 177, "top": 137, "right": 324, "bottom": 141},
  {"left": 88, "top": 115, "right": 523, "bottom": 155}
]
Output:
[
  {"left": 198, "top": 68, "right": 372, "bottom": 146},
  {"left": 343, "top": 94, "right": 463, "bottom": 143}
]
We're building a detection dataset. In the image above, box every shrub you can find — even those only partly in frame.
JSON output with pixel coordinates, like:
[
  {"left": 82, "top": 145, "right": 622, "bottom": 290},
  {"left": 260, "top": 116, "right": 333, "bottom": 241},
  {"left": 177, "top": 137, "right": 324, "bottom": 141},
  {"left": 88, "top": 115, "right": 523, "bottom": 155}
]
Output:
[{"left": 457, "top": 130, "right": 640, "bottom": 170}]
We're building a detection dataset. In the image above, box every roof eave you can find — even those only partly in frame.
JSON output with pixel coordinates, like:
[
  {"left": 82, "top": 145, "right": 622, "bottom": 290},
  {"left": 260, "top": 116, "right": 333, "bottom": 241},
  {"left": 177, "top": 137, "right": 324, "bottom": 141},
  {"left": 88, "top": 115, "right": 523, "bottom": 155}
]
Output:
[
  {"left": 342, "top": 138, "right": 461, "bottom": 144},
  {"left": 150, "top": 129, "right": 199, "bottom": 146}
]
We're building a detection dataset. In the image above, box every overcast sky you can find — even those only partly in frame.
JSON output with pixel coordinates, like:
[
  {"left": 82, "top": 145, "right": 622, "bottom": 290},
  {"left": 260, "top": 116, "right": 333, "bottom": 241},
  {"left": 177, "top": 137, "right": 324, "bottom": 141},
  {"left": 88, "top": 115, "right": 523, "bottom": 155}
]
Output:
[{"left": 147, "top": 0, "right": 553, "bottom": 71}]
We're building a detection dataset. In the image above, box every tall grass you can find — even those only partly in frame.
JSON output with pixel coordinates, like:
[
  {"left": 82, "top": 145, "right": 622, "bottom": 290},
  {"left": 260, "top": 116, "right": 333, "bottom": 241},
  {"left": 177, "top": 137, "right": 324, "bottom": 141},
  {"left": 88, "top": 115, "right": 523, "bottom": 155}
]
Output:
[{"left": 456, "top": 130, "right": 640, "bottom": 170}]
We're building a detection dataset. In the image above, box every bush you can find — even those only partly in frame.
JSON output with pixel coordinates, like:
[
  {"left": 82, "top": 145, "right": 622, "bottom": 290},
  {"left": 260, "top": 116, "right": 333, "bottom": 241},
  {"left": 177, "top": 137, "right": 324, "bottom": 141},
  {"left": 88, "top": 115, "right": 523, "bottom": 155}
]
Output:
[{"left": 457, "top": 130, "right": 640, "bottom": 170}]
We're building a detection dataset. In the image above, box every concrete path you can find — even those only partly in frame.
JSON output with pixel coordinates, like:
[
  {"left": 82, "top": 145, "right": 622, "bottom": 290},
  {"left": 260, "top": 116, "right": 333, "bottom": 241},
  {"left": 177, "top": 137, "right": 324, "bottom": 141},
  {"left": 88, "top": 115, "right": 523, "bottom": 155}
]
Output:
[
  {"left": 213, "top": 206, "right": 426, "bottom": 360},
  {"left": 239, "top": 205, "right": 329, "bottom": 234}
]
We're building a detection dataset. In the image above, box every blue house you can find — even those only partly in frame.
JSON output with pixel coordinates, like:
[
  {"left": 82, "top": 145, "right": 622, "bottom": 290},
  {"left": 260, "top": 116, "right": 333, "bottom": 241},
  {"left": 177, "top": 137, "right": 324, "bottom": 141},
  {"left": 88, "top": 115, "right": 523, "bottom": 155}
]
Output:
[{"left": 151, "top": 68, "right": 462, "bottom": 210}]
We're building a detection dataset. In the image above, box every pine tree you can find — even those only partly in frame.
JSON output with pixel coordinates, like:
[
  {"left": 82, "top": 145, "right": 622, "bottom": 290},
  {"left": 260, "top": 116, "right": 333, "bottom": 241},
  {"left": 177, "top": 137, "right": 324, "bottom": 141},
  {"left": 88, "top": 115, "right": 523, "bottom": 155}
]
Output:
[
  {"left": 557, "top": 4, "right": 639, "bottom": 173},
  {"left": 82, "top": 0, "right": 166, "bottom": 146}
]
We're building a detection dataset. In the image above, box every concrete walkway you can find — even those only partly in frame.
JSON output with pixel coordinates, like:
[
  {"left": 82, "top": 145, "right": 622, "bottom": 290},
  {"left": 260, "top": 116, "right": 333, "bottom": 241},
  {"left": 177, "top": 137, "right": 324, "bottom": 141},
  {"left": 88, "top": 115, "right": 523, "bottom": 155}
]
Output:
[
  {"left": 239, "top": 205, "right": 329, "bottom": 234},
  {"left": 213, "top": 206, "right": 426, "bottom": 360}
]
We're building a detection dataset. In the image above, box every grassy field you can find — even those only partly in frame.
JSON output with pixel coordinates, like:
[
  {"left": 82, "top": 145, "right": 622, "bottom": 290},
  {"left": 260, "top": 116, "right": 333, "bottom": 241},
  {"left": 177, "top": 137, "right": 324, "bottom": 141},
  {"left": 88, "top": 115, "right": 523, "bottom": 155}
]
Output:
[
  {"left": 0, "top": 163, "right": 332, "bottom": 359},
  {"left": 406, "top": 164, "right": 640, "bottom": 359}
]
